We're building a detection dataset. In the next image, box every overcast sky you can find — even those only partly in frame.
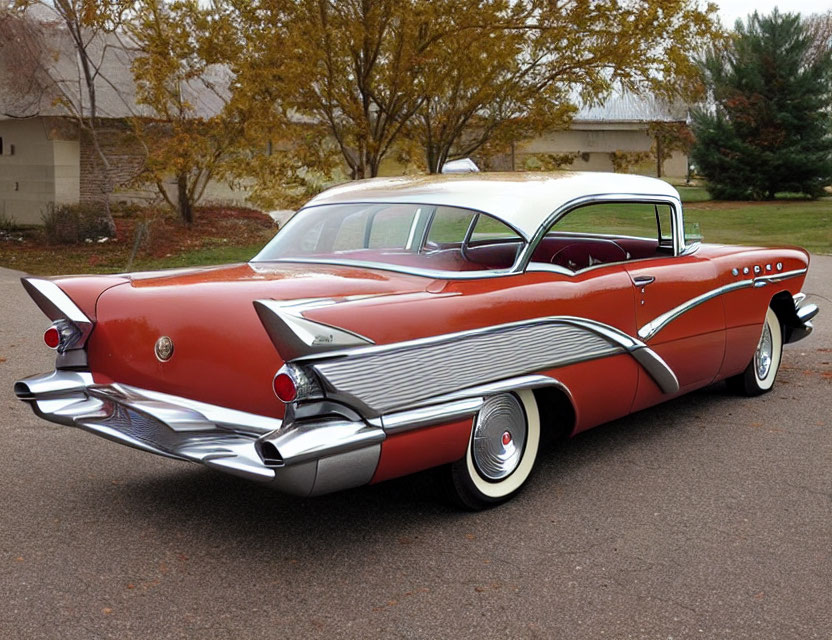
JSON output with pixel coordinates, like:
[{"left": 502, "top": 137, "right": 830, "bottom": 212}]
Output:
[{"left": 716, "top": 0, "right": 832, "bottom": 27}]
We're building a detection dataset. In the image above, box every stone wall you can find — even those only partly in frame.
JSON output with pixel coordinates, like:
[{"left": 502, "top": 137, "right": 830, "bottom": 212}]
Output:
[{"left": 79, "top": 125, "right": 145, "bottom": 205}]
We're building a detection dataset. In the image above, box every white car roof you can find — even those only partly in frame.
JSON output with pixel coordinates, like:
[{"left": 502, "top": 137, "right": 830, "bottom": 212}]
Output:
[{"left": 304, "top": 171, "right": 681, "bottom": 240}]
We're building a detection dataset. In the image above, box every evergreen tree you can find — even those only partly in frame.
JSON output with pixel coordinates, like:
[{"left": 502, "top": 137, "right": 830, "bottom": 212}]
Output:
[{"left": 691, "top": 10, "right": 832, "bottom": 200}]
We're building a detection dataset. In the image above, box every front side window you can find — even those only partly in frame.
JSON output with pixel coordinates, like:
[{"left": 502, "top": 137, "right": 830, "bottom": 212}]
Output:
[
  {"left": 254, "top": 202, "right": 524, "bottom": 274},
  {"left": 530, "top": 201, "right": 676, "bottom": 272}
]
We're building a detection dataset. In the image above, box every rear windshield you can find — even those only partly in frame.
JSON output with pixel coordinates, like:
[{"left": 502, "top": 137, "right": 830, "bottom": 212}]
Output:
[{"left": 253, "top": 203, "right": 525, "bottom": 274}]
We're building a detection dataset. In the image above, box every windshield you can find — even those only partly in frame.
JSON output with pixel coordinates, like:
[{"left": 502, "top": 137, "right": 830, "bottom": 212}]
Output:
[{"left": 253, "top": 202, "right": 525, "bottom": 274}]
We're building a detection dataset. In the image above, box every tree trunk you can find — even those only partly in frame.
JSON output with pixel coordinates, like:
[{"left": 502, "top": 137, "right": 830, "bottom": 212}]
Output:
[
  {"left": 177, "top": 173, "right": 194, "bottom": 224},
  {"left": 425, "top": 145, "right": 442, "bottom": 174},
  {"left": 656, "top": 136, "right": 663, "bottom": 178}
]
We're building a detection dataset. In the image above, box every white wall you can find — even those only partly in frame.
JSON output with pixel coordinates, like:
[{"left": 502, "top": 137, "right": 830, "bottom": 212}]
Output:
[{"left": 0, "top": 118, "right": 80, "bottom": 225}]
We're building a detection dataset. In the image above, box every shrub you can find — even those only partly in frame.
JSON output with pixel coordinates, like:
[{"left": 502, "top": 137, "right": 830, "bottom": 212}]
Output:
[
  {"left": 42, "top": 203, "right": 114, "bottom": 244},
  {"left": 0, "top": 211, "right": 19, "bottom": 232}
]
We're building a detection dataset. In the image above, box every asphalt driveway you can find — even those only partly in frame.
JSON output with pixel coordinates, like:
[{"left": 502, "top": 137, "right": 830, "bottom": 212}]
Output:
[{"left": 0, "top": 258, "right": 830, "bottom": 639}]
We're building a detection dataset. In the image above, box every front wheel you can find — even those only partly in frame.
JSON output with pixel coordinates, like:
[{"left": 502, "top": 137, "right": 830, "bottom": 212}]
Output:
[
  {"left": 728, "top": 307, "right": 783, "bottom": 396},
  {"left": 445, "top": 390, "right": 540, "bottom": 510}
]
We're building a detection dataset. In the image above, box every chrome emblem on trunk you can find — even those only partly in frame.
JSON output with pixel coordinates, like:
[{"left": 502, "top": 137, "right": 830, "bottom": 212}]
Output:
[{"left": 154, "top": 336, "right": 174, "bottom": 362}]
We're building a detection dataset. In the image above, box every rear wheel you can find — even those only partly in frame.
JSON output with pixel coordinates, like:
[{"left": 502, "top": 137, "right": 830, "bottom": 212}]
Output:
[
  {"left": 728, "top": 307, "right": 783, "bottom": 396},
  {"left": 445, "top": 390, "right": 540, "bottom": 510}
]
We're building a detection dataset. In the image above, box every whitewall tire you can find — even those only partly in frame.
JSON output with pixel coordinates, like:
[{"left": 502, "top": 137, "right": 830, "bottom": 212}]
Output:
[
  {"left": 446, "top": 390, "right": 540, "bottom": 510},
  {"left": 729, "top": 307, "right": 783, "bottom": 396}
]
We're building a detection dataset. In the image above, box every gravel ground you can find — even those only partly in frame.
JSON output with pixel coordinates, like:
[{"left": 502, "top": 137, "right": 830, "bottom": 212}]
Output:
[{"left": 0, "top": 257, "right": 829, "bottom": 640}]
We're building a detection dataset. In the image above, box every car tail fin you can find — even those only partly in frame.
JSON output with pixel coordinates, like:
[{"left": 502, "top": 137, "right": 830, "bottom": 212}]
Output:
[
  {"left": 253, "top": 298, "right": 374, "bottom": 362},
  {"left": 22, "top": 277, "right": 95, "bottom": 349}
]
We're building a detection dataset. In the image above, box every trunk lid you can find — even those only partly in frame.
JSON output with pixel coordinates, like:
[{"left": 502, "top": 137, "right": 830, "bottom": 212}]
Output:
[{"left": 87, "top": 262, "right": 431, "bottom": 417}]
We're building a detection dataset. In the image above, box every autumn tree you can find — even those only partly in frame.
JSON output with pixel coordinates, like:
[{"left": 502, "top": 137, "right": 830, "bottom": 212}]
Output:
[
  {"left": 127, "top": 0, "right": 248, "bottom": 224},
  {"left": 648, "top": 121, "right": 694, "bottom": 178},
  {"left": 410, "top": 0, "right": 720, "bottom": 173},
  {"left": 691, "top": 10, "right": 832, "bottom": 199},
  {"left": 278, "top": 0, "right": 436, "bottom": 180}
]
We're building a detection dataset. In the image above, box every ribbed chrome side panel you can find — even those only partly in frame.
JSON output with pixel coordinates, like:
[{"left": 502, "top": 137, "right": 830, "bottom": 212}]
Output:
[{"left": 312, "top": 321, "right": 620, "bottom": 414}]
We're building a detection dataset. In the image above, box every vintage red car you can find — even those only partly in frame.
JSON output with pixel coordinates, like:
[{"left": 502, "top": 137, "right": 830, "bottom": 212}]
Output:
[{"left": 15, "top": 172, "right": 818, "bottom": 508}]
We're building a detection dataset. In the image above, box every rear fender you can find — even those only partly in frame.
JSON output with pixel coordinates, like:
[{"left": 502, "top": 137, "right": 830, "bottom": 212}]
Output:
[{"left": 21, "top": 276, "right": 127, "bottom": 368}]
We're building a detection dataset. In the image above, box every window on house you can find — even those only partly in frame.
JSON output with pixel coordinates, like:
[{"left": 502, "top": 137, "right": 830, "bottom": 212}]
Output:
[{"left": 0, "top": 137, "right": 4, "bottom": 155}]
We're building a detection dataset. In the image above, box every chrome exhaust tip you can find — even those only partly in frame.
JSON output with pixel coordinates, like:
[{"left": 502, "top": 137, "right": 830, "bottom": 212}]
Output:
[
  {"left": 13, "top": 381, "right": 33, "bottom": 400},
  {"left": 257, "top": 441, "right": 285, "bottom": 467}
]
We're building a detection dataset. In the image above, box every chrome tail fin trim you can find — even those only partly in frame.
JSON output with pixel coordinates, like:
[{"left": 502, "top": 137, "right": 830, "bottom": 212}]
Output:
[
  {"left": 21, "top": 278, "right": 94, "bottom": 347},
  {"left": 253, "top": 298, "right": 374, "bottom": 361}
]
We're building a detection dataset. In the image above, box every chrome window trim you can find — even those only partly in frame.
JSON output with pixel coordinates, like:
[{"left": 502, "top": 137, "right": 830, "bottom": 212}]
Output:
[
  {"left": 525, "top": 262, "right": 574, "bottom": 276},
  {"left": 255, "top": 257, "right": 522, "bottom": 280},
  {"left": 680, "top": 241, "right": 701, "bottom": 256},
  {"left": 404, "top": 207, "right": 425, "bottom": 250},
  {"left": 516, "top": 193, "right": 685, "bottom": 273},
  {"left": 252, "top": 201, "right": 530, "bottom": 280},
  {"left": 526, "top": 252, "right": 677, "bottom": 277}
]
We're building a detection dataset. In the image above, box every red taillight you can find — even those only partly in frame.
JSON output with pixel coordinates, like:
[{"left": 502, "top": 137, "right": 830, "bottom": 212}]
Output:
[
  {"left": 273, "top": 372, "right": 297, "bottom": 403},
  {"left": 43, "top": 326, "right": 61, "bottom": 349}
]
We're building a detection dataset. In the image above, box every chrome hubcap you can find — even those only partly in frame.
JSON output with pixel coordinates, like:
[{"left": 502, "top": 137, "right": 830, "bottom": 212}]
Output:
[
  {"left": 755, "top": 322, "right": 773, "bottom": 380},
  {"left": 472, "top": 394, "right": 526, "bottom": 481}
]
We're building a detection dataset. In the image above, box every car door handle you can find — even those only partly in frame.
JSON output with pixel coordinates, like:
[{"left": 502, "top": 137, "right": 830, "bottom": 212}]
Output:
[{"left": 633, "top": 275, "right": 655, "bottom": 287}]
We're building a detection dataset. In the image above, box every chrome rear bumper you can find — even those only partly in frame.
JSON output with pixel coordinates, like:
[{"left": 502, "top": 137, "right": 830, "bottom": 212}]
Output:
[{"left": 14, "top": 370, "right": 384, "bottom": 496}]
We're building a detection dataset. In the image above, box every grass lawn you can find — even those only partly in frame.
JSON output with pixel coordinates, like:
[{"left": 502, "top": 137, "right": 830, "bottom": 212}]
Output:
[
  {"left": 682, "top": 198, "right": 832, "bottom": 254},
  {"left": 0, "top": 206, "right": 276, "bottom": 276}
]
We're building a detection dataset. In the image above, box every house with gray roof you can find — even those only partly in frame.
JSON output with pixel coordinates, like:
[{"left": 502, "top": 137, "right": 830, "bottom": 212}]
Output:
[
  {"left": 0, "top": 9, "right": 690, "bottom": 226},
  {"left": 0, "top": 8, "right": 234, "bottom": 225},
  {"left": 513, "top": 91, "right": 689, "bottom": 177}
]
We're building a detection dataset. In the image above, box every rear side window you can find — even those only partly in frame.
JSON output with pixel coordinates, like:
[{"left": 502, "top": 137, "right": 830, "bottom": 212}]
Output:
[
  {"left": 254, "top": 202, "right": 525, "bottom": 274},
  {"left": 426, "top": 207, "right": 476, "bottom": 245}
]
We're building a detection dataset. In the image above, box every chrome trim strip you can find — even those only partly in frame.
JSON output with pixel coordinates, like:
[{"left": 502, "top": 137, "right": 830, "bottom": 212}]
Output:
[
  {"left": 422, "top": 375, "right": 568, "bottom": 407},
  {"left": 376, "top": 374, "right": 574, "bottom": 434},
  {"left": 305, "top": 315, "right": 678, "bottom": 414},
  {"left": 380, "top": 398, "right": 484, "bottom": 434},
  {"left": 21, "top": 278, "right": 94, "bottom": 345},
  {"left": 638, "top": 280, "right": 753, "bottom": 341},
  {"left": 629, "top": 348, "right": 680, "bottom": 394},
  {"left": 638, "top": 268, "right": 809, "bottom": 342},
  {"left": 311, "top": 318, "right": 622, "bottom": 414},
  {"left": 259, "top": 257, "right": 519, "bottom": 280},
  {"left": 752, "top": 268, "right": 808, "bottom": 286}
]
